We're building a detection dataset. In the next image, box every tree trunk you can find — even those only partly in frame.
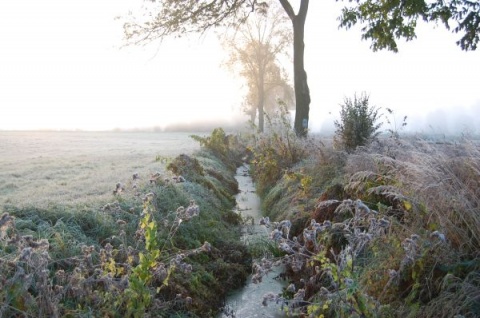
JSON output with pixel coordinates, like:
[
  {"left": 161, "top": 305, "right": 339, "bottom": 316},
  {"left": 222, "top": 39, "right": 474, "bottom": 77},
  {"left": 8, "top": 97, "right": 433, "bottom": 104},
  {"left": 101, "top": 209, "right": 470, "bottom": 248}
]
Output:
[
  {"left": 292, "top": 18, "right": 310, "bottom": 137},
  {"left": 249, "top": 106, "right": 257, "bottom": 125},
  {"left": 279, "top": 0, "right": 310, "bottom": 137},
  {"left": 258, "top": 72, "right": 265, "bottom": 133}
]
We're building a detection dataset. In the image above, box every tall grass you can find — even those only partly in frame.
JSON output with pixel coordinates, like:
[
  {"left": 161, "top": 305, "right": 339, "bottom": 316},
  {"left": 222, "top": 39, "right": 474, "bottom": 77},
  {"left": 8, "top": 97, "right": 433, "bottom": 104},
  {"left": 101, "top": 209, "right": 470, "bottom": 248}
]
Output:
[
  {"left": 251, "top": 132, "right": 480, "bottom": 317},
  {"left": 345, "top": 138, "right": 480, "bottom": 253}
]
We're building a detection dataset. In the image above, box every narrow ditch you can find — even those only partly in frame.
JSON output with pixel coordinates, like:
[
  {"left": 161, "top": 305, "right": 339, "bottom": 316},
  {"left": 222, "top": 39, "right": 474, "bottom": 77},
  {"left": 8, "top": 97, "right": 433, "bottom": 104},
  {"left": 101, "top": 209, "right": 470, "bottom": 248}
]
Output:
[{"left": 218, "top": 163, "right": 286, "bottom": 318}]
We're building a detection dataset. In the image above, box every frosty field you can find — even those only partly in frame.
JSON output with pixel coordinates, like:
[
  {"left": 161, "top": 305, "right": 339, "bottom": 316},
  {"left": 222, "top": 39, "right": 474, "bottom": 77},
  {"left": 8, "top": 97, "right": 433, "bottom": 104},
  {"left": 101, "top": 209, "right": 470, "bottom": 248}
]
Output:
[{"left": 0, "top": 131, "right": 200, "bottom": 209}]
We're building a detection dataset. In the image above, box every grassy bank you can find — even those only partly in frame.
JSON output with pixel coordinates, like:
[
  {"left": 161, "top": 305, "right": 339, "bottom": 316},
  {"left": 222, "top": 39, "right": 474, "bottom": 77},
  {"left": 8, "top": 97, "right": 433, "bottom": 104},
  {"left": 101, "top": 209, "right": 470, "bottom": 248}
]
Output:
[
  {"left": 0, "top": 129, "right": 250, "bottom": 317},
  {"left": 247, "top": 123, "right": 480, "bottom": 317}
]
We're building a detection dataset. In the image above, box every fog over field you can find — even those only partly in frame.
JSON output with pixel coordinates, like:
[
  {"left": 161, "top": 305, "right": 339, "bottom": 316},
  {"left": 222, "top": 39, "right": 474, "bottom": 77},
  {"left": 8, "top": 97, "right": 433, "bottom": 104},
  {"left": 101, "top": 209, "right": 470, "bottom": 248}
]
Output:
[{"left": 0, "top": 1, "right": 479, "bottom": 134}]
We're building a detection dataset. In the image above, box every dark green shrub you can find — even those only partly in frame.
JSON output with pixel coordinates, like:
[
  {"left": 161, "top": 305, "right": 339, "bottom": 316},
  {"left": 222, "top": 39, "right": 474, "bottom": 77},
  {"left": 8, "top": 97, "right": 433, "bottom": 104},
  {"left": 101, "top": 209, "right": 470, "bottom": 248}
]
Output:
[
  {"left": 334, "top": 93, "right": 382, "bottom": 152},
  {"left": 190, "top": 127, "right": 245, "bottom": 169},
  {"left": 190, "top": 128, "right": 228, "bottom": 157},
  {"left": 167, "top": 154, "right": 205, "bottom": 182}
]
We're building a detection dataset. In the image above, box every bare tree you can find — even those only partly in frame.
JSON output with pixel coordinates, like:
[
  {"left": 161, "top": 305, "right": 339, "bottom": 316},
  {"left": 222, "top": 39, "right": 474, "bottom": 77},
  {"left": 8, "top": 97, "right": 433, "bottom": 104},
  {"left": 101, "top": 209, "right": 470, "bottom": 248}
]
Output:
[
  {"left": 223, "top": 5, "right": 293, "bottom": 132},
  {"left": 124, "top": 0, "right": 311, "bottom": 136}
]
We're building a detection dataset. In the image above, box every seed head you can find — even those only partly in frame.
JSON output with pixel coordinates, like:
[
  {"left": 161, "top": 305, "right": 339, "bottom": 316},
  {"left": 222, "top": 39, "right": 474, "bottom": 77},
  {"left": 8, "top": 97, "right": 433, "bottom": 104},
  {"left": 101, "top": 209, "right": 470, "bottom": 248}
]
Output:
[{"left": 430, "top": 231, "right": 446, "bottom": 242}]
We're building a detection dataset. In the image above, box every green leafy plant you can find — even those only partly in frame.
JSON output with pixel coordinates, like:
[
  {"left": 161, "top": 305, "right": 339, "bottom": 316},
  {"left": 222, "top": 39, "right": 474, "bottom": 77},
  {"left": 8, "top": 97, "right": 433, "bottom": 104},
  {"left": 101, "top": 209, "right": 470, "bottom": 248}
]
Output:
[
  {"left": 334, "top": 93, "right": 382, "bottom": 152},
  {"left": 124, "top": 199, "right": 166, "bottom": 317}
]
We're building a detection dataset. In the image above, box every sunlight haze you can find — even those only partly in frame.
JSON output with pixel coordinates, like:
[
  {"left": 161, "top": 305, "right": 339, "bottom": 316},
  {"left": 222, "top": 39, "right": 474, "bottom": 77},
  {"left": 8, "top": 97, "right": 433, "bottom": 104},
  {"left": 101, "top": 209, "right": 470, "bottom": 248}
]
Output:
[{"left": 1, "top": 0, "right": 479, "bottom": 133}]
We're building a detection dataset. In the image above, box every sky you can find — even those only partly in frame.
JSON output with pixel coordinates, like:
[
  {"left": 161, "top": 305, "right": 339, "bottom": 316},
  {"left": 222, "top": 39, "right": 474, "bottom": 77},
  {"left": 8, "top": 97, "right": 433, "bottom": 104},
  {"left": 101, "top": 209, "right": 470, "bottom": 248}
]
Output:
[{"left": 0, "top": 0, "right": 479, "bottom": 133}]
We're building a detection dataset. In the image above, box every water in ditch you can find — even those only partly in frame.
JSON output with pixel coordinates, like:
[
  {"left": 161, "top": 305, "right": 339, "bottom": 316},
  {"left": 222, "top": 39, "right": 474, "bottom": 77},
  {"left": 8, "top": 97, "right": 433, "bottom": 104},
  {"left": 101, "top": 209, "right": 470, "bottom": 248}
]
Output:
[{"left": 218, "top": 164, "right": 286, "bottom": 318}]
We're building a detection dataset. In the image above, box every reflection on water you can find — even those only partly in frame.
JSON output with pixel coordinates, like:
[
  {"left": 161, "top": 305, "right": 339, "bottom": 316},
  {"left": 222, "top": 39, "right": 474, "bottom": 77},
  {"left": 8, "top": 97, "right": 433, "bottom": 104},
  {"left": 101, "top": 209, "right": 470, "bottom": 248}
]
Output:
[{"left": 218, "top": 164, "right": 286, "bottom": 318}]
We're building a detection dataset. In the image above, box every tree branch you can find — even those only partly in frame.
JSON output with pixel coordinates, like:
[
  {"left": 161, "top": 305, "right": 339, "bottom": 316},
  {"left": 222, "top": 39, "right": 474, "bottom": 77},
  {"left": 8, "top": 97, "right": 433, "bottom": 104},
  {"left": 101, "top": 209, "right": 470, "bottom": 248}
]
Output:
[
  {"left": 278, "top": 0, "right": 295, "bottom": 20},
  {"left": 298, "top": 0, "right": 309, "bottom": 20}
]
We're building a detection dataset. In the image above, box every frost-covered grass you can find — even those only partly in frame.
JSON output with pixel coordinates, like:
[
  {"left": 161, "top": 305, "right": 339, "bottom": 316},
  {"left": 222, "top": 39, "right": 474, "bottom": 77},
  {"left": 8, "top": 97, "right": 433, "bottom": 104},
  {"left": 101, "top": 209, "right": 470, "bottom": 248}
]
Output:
[
  {"left": 0, "top": 130, "right": 250, "bottom": 317},
  {"left": 2, "top": 128, "right": 478, "bottom": 317},
  {"left": 248, "top": 129, "right": 480, "bottom": 317},
  {"left": 0, "top": 131, "right": 200, "bottom": 209}
]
